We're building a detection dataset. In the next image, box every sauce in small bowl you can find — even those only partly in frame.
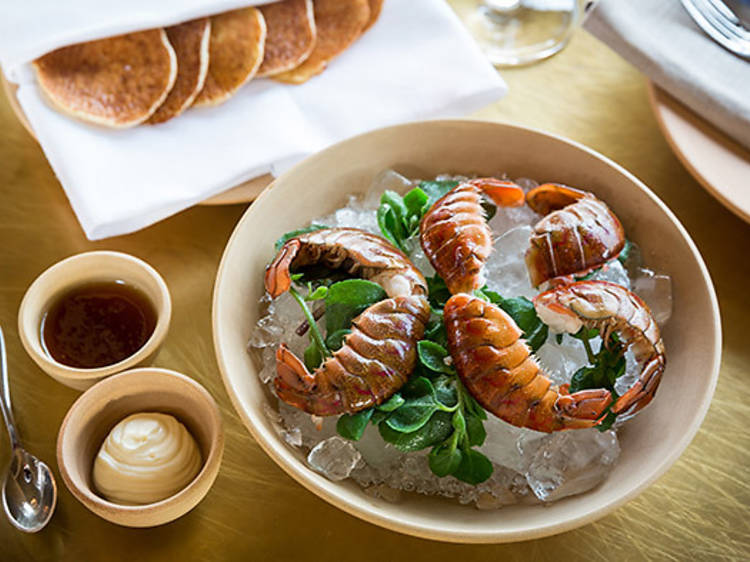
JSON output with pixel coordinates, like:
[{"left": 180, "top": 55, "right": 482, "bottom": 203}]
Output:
[
  {"left": 19, "top": 251, "right": 171, "bottom": 390},
  {"left": 41, "top": 281, "right": 157, "bottom": 369}
]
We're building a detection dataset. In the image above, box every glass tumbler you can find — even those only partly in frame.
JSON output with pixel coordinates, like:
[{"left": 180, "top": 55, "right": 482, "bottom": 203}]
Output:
[{"left": 459, "top": 0, "right": 581, "bottom": 66}]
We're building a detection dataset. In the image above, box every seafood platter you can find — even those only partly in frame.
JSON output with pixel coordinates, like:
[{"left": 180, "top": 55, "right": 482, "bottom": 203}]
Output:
[{"left": 213, "top": 120, "right": 720, "bottom": 542}]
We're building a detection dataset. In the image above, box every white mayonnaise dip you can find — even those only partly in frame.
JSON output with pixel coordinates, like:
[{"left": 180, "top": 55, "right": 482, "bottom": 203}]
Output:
[{"left": 92, "top": 412, "right": 202, "bottom": 505}]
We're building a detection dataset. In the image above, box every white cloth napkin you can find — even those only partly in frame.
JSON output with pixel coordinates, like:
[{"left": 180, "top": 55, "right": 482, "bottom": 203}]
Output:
[
  {"left": 584, "top": 0, "right": 750, "bottom": 150},
  {"left": 2, "top": 0, "right": 506, "bottom": 240}
]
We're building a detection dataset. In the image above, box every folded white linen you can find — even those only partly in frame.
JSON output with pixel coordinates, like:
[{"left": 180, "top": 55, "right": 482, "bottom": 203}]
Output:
[
  {"left": 584, "top": 0, "right": 750, "bottom": 150},
  {"left": 1, "top": 0, "right": 506, "bottom": 240}
]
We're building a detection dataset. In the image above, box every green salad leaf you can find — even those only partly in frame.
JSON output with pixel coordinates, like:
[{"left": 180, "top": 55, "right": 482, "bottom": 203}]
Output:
[
  {"left": 423, "top": 314, "right": 448, "bottom": 348},
  {"left": 568, "top": 329, "right": 626, "bottom": 431},
  {"left": 426, "top": 274, "right": 451, "bottom": 310},
  {"left": 351, "top": 337, "right": 493, "bottom": 484},
  {"left": 428, "top": 435, "right": 462, "bottom": 477},
  {"left": 375, "top": 180, "right": 459, "bottom": 251},
  {"left": 377, "top": 394, "right": 405, "bottom": 412},
  {"left": 379, "top": 410, "right": 454, "bottom": 452},
  {"left": 325, "top": 329, "right": 350, "bottom": 352},
  {"left": 288, "top": 279, "right": 386, "bottom": 371},
  {"left": 333, "top": 323, "right": 493, "bottom": 484},
  {"left": 418, "top": 180, "right": 459, "bottom": 206},
  {"left": 452, "top": 448, "right": 494, "bottom": 485},
  {"left": 417, "top": 340, "right": 455, "bottom": 374},
  {"left": 303, "top": 343, "right": 323, "bottom": 371},
  {"left": 274, "top": 225, "right": 326, "bottom": 251},
  {"left": 336, "top": 409, "right": 373, "bottom": 441},
  {"left": 324, "top": 279, "right": 386, "bottom": 334},
  {"left": 618, "top": 239, "right": 633, "bottom": 265}
]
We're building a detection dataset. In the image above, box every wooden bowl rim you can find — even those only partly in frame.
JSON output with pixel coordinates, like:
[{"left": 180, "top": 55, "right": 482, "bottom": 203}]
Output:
[{"left": 17, "top": 250, "right": 172, "bottom": 384}]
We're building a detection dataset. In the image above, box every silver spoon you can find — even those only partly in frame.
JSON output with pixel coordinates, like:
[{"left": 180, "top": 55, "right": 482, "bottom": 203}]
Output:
[{"left": 0, "top": 326, "right": 56, "bottom": 532}]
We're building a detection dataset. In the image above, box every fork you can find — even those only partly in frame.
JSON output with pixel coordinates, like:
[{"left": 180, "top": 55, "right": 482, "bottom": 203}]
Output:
[{"left": 680, "top": 0, "right": 750, "bottom": 58}]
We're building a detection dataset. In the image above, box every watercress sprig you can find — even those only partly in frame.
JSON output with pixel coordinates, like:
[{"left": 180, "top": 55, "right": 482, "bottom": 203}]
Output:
[
  {"left": 376, "top": 180, "right": 459, "bottom": 251},
  {"left": 338, "top": 337, "right": 493, "bottom": 485},
  {"left": 567, "top": 328, "right": 626, "bottom": 431},
  {"left": 285, "top": 274, "right": 388, "bottom": 371},
  {"left": 288, "top": 274, "right": 330, "bottom": 369}
]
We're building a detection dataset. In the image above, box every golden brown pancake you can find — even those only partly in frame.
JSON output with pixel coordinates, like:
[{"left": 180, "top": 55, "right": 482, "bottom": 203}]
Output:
[
  {"left": 34, "top": 30, "right": 177, "bottom": 128},
  {"left": 148, "top": 18, "right": 210, "bottom": 124},
  {"left": 257, "top": 0, "right": 316, "bottom": 78},
  {"left": 193, "top": 8, "right": 267, "bottom": 107},
  {"left": 274, "top": 0, "right": 370, "bottom": 85},
  {"left": 363, "top": 0, "right": 384, "bottom": 32}
]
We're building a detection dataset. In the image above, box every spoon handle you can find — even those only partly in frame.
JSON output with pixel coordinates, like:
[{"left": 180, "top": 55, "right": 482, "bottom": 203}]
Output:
[{"left": 0, "top": 327, "right": 20, "bottom": 448}]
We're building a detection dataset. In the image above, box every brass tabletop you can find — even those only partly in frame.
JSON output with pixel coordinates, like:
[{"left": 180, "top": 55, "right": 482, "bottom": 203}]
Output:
[{"left": 2, "top": 17, "right": 749, "bottom": 562}]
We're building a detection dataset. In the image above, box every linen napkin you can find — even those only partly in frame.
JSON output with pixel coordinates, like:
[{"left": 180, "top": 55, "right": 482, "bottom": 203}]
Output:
[
  {"left": 1, "top": 0, "right": 506, "bottom": 240},
  {"left": 584, "top": 0, "right": 750, "bottom": 150}
]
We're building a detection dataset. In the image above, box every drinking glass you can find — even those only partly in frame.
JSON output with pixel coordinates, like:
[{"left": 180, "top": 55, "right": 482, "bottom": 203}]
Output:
[{"left": 457, "top": 0, "right": 582, "bottom": 66}]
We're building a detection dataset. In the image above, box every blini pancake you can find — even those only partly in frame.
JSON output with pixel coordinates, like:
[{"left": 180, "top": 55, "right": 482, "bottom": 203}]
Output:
[
  {"left": 34, "top": 30, "right": 177, "bottom": 128},
  {"left": 273, "top": 0, "right": 369, "bottom": 85},
  {"left": 257, "top": 0, "right": 316, "bottom": 78},
  {"left": 363, "top": 0, "right": 384, "bottom": 32},
  {"left": 148, "top": 18, "right": 211, "bottom": 124},
  {"left": 193, "top": 8, "right": 267, "bottom": 107}
]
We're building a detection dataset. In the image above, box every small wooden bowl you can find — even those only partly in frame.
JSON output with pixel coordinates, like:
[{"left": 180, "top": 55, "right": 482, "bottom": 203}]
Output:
[
  {"left": 18, "top": 250, "right": 171, "bottom": 390},
  {"left": 57, "top": 368, "right": 224, "bottom": 527}
]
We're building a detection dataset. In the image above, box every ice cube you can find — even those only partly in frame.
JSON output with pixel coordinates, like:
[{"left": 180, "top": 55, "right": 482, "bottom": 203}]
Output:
[
  {"left": 257, "top": 347, "right": 277, "bottom": 384},
  {"left": 620, "top": 241, "right": 643, "bottom": 278},
  {"left": 475, "top": 490, "right": 516, "bottom": 511},
  {"left": 248, "top": 317, "right": 282, "bottom": 349},
  {"left": 614, "top": 347, "right": 640, "bottom": 398},
  {"left": 633, "top": 268, "right": 673, "bottom": 325},
  {"left": 534, "top": 334, "right": 591, "bottom": 386},
  {"left": 436, "top": 173, "right": 470, "bottom": 183},
  {"left": 353, "top": 425, "right": 405, "bottom": 471},
  {"left": 363, "top": 483, "right": 403, "bottom": 503},
  {"left": 366, "top": 169, "right": 413, "bottom": 205},
  {"left": 485, "top": 226, "right": 536, "bottom": 299},
  {"left": 488, "top": 205, "right": 540, "bottom": 238},
  {"left": 333, "top": 206, "right": 362, "bottom": 229},
  {"left": 279, "top": 403, "right": 338, "bottom": 448},
  {"left": 513, "top": 177, "right": 540, "bottom": 192},
  {"left": 262, "top": 402, "right": 282, "bottom": 424},
  {"left": 523, "top": 428, "right": 620, "bottom": 502},
  {"left": 405, "top": 237, "right": 436, "bottom": 278},
  {"left": 315, "top": 196, "right": 372, "bottom": 231},
  {"left": 589, "top": 259, "right": 630, "bottom": 289},
  {"left": 479, "top": 415, "right": 545, "bottom": 473},
  {"left": 283, "top": 427, "right": 303, "bottom": 447},
  {"left": 307, "top": 436, "right": 362, "bottom": 481}
]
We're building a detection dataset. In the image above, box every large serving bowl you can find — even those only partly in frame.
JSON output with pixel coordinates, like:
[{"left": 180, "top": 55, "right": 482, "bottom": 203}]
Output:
[{"left": 212, "top": 120, "right": 721, "bottom": 543}]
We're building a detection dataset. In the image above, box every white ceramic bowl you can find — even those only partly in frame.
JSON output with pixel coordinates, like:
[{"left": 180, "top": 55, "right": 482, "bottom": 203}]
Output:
[
  {"left": 212, "top": 120, "right": 721, "bottom": 543},
  {"left": 19, "top": 251, "right": 171, "bottom": 390}
]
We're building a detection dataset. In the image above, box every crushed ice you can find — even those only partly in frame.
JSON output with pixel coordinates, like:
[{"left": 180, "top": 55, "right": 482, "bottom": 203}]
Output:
[{"left": 248, "top": 170, "right": 672, "bottom": 509}]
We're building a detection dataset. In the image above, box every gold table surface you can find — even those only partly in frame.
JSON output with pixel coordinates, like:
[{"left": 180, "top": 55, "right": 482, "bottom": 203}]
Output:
[{"left": 2, "top": 19, "right": 749, "bottom": 562}]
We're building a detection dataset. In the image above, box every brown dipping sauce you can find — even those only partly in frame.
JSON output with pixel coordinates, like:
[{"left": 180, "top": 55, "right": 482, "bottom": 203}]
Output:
[{"left": 41, "top": 281, "right": 157, "bottom": 369}]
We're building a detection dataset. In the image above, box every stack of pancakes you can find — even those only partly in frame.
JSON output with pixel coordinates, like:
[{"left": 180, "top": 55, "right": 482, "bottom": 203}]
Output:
[{"left": 33, "top": 0, "right": 383, "bottom": 127}]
